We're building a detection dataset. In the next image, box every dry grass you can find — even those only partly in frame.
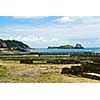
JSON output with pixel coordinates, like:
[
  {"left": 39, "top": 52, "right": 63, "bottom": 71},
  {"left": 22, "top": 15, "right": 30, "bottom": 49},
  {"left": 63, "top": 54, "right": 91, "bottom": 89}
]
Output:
[{"left": 0, "top": 60, "right": 100, "bottom": 83}]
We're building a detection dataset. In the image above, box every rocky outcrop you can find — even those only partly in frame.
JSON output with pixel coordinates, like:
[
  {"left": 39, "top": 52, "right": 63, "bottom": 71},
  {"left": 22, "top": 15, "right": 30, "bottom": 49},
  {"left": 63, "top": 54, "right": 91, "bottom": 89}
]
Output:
[{"left": 74, "top": 43, "right": 84, "bottom": 49}]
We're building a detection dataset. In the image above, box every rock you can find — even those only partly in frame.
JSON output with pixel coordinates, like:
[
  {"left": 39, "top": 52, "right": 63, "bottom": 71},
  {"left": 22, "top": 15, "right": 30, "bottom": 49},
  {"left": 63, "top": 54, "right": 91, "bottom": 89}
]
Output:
[
  {"left": 61, "top": 66, "right": 84, "bottom": 75},
  {"left": 74, "top": 43, "right": 84, "bottom": 49},
  {"left": 61, "top": 68, "right": 71, "bottom": 74}
]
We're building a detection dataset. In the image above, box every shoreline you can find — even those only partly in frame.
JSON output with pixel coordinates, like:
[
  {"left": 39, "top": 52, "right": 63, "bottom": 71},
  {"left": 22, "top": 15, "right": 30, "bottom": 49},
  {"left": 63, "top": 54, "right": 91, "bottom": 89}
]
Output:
[{"left": 30, "top": 51, "right": 100, "bottom": 57}]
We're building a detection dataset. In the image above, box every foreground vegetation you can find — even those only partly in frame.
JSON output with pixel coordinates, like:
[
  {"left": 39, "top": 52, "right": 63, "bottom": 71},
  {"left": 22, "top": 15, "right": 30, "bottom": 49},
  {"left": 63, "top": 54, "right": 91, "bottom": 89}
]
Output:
[
  {"left": 0, "top": 55, "right": 100, "bottom": 83},
  {"left": 0, "top": 61, "right": 99, "bottom": 83}
]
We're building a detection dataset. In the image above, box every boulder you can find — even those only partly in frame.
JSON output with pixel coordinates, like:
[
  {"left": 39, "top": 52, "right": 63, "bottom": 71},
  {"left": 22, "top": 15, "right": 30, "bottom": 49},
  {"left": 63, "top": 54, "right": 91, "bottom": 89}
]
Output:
[
  {"left": 74, "top": 43, "right": 84, "bottom": 49},
  {"left": 61, "top": 68, "right": 71, "bottom": 74},
  {"left": 61, "top": 66, "right": 84, "bottom": 75}
]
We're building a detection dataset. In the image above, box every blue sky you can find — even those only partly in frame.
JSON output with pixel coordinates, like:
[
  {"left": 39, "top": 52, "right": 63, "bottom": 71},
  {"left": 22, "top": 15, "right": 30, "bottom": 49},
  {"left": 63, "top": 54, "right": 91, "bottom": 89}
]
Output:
[{"left": 0, "top": 16, "right": 100, "bottom": 48}]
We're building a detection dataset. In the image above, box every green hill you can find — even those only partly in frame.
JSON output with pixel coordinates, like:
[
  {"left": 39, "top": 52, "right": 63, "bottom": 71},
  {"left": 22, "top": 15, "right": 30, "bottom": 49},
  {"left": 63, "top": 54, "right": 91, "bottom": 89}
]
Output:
[{"left": 0, "top": 39, "right": 30, "bottom": 51}]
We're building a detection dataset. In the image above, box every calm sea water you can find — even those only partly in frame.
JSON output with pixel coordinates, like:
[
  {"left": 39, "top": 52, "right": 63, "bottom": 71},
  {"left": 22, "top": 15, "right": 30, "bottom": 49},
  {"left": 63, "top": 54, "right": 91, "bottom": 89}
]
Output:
[{"left": 30, "top": 48, "right": 100, "bottom": 53}]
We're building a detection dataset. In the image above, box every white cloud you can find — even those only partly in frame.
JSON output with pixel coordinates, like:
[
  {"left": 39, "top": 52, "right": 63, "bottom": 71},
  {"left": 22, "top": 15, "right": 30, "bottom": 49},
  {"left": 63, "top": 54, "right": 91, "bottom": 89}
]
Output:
[
  {"left": 55, "top": 16, "right": 100, "bottom": 25},
  {"left": 56, "top": 16, "right": 73, "bottom": 23}
]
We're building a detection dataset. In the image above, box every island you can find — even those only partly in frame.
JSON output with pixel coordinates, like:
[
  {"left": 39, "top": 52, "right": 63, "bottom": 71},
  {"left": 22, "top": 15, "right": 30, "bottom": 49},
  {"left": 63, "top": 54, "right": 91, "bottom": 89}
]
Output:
[{"left": 48, "top": 43, "right": 84, "bottom": 49}]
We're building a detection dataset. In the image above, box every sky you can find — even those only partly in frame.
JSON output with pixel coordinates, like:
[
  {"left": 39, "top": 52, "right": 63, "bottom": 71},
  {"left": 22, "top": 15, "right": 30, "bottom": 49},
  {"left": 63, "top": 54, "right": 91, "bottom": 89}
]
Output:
[{"left": 0, "top": 16, "right": 100, "bottom": 48}]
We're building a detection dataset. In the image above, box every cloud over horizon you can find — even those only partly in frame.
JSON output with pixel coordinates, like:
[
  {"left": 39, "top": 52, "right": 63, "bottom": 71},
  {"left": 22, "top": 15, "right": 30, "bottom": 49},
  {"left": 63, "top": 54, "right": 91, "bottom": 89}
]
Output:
[{"left": 0, "top": 16, "right": 100, "bottom": 48}]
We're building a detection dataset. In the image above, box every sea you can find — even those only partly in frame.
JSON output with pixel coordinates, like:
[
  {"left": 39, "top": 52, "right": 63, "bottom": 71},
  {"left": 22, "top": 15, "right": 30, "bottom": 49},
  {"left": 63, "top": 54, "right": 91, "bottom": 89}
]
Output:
[{"left": 30, "top": 48, "right": 100, "bottom": 53}]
